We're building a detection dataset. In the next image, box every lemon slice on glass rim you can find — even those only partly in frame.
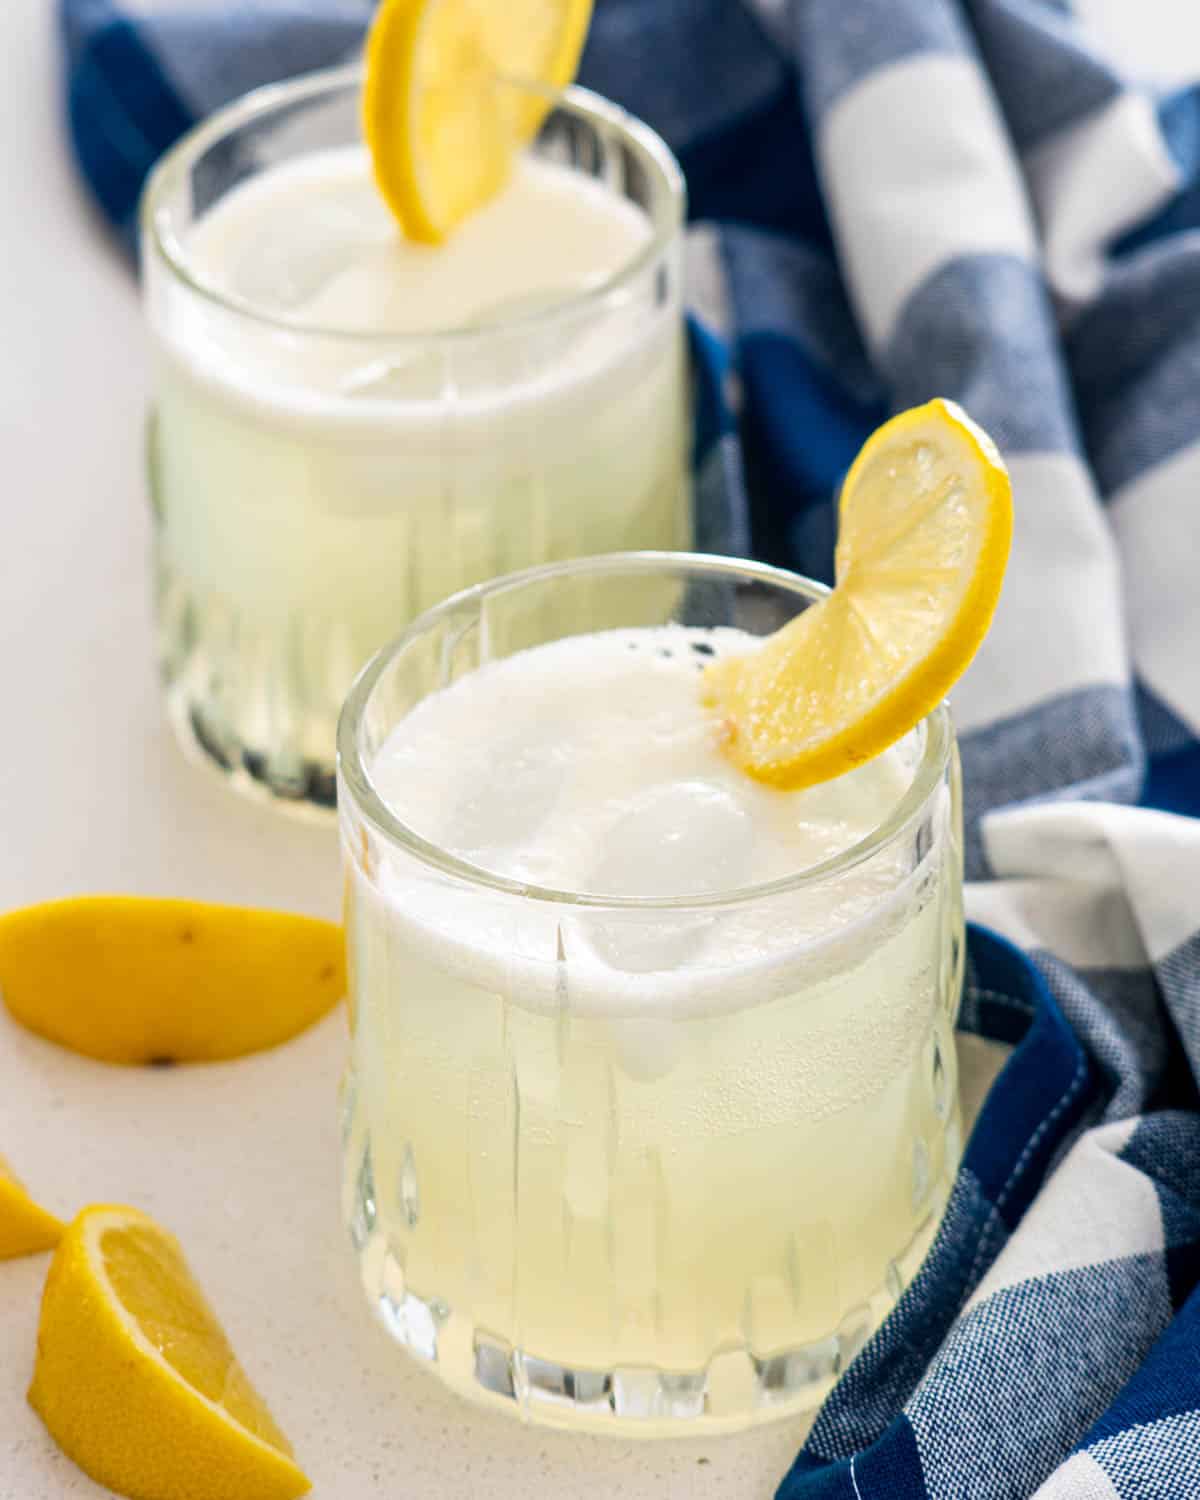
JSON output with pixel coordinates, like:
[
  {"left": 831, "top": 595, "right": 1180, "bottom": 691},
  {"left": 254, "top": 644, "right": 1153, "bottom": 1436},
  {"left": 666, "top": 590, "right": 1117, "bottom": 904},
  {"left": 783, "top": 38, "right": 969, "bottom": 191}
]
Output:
[
  {"left": 364, "top": 0, "right": 595, "bottom": 243},
  {"left": 704, "top": 398, "right": 1014, "bottom": 790}
]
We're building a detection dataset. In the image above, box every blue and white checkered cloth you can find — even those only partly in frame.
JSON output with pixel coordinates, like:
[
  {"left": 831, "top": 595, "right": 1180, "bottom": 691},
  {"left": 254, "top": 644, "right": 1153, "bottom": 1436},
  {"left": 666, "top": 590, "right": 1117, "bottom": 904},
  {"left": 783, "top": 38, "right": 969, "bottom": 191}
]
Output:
[{"left": 60, "top": 1, "right": 1200, "bottom": 1494}]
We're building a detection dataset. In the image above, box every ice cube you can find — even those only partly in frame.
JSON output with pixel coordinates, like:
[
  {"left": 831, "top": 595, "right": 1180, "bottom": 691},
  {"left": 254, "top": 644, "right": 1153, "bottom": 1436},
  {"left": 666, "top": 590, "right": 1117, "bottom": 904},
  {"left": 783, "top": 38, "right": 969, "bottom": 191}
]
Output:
[
  {"left": 605, "top": 1014, "right": 683, "bottom": 1081},
  {"left": 581, "top": 780, "right": 755, "bottom": 973},
  {"left": 229, "top": 234, "right": 346, "bottom": 312},
  {"left": 587, "top": 780, "right": 755, "bottom": 902},
  {"left": 224, "top": 211, "right": 362, "bottom": 313},
  {"left": 441, "top": 739, "right": 565, "bottom": 867},
  {"left": 213, "top": 165, "right": 394, "bottom": 312}
]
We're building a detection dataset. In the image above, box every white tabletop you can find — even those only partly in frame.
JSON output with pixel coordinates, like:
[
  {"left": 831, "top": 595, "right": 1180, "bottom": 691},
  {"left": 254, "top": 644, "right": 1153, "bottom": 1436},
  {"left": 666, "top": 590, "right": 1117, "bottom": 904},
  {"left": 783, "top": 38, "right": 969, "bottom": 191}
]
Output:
[{"left": 1, "top": 3, "right": 1195, "bottom": 1498}]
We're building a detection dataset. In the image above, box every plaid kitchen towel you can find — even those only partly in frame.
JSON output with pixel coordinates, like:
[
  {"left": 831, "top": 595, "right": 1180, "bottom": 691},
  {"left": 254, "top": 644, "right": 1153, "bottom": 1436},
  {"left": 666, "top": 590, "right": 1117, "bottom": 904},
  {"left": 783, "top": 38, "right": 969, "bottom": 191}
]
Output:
[{"left": 59, "top": 1, "right": 1200, "bottom": 1495}]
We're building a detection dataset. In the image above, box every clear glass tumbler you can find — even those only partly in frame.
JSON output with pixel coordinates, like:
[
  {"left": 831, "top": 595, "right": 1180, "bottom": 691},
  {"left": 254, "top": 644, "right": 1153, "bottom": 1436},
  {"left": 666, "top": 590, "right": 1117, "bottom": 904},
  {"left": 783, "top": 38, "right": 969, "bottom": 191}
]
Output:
[
  {"left": 338, "top": 553, "right": 964, "bottom": 1434},
  {"left": 141, "top": 69, "right": 689, "bottom": 813}
]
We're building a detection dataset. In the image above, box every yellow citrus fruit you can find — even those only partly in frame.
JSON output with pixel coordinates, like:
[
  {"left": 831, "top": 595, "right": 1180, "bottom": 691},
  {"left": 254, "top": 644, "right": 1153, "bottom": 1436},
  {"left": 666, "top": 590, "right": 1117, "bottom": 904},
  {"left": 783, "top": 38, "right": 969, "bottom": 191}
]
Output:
[
  {"left": 704, "top": 399, "right": 1013, "bottom": 789},
  {"left": 28, "top": 1205, "right": 309, "bottom": 1500},
  {"left": 0, "top": 1153, "right": 63, "bottom": 1259},
  {"left": 363, "top": 0, "right": 594, "bottom": 242},
  {"left": 0, "top": 897, "right": 344, "bottom": 1065}
]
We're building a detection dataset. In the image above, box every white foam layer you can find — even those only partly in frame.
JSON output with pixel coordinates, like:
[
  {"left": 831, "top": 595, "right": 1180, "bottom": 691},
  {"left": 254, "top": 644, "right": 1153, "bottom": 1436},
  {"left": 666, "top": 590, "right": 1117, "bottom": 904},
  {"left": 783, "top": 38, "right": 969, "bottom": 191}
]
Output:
[
  {"left": 187, "top": 148, "right": 651, "bottom": 334},
  {"left": 152, "top": 148, "right": 668, "bottom": 435},
  {"left": 363, "top": 628, "right": 946, "bottom": 1016},
  {"left": 373, "top": 627, "right": 911, "bottom": 892}
]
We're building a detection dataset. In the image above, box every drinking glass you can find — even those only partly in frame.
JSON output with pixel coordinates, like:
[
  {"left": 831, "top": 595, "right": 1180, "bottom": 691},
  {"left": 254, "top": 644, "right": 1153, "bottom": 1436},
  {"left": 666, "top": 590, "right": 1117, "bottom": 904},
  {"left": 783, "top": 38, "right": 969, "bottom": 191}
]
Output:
[
  {"left": 141, "top": 70, "right": 689, "bottom": 813},
  {"left": 338, "top": 553, "right": 964, "bottom": 1433}
]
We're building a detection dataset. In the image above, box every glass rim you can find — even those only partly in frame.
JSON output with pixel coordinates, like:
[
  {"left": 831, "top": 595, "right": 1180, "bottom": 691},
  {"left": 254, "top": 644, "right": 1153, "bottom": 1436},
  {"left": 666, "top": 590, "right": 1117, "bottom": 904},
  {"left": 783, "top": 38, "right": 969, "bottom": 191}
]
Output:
[
  {"left": 140, "top": 65, "right": 685, "bottom": 345},
  {"left": 337, "top": 552, "right": 956, "bottom": 912}
]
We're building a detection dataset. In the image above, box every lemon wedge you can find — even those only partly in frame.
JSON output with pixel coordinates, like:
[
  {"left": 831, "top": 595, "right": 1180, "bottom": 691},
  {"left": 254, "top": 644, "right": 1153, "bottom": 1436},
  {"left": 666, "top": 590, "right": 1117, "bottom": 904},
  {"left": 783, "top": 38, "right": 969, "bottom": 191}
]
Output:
[
  {"left": 704, "top": 399, "right": 1013, "bottom": 789},
  {"left": 0, "top": 1153, "right": 63, "bottom": 1259},
  {"left": 363, "top": 0, "right": 594, "bottom": 242},
  {"left": 28, "top": 1205, "right": 309, "bottom": 1500},
  {"left": 0, "top": 897, "right": 344, "bottom": 1065}
]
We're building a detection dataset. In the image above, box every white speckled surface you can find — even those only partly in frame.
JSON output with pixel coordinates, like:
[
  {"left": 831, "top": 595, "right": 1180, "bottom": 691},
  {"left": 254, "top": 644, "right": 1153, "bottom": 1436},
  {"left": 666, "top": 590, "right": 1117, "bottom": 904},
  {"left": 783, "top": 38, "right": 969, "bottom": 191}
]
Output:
[
  {"left": 0, "top": 984, "right": 1007, "bottom": 1500},
  {"left": 2, "top": 0, "right": 1186, "bottom": 1492},
  {"left": 0, "top": 1001, "right": 812, "bottom": 1500}
]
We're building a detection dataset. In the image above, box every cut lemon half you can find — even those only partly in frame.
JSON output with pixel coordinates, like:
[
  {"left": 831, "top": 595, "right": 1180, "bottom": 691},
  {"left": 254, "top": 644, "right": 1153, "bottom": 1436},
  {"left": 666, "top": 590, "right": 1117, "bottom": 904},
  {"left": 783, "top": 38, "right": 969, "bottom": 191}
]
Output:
[
  {"left": 0, "top": 1153, "right": 63, "bottom": 1259},
  {"left": 0, "top": 897, "right": 344, "bottom": 1066},
  {"left": 704, "top": 399, "right": 1013, "bottom": 789},
  {"left": 363, "top": 0, "right": 594, "bottom": 242},
  {"left": 28, "top": 1205, "right": 309, "bottom": 1500}
]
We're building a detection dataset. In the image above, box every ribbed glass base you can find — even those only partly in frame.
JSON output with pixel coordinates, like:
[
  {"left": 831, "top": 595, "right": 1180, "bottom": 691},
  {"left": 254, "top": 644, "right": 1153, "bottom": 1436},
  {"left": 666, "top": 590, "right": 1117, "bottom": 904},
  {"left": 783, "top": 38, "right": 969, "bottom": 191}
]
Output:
[
  {"left": 342, "top": 1082, "right": 954, "bottom": 1436},
  {"left": 164, "top": 683, "right": 338, "bottom": 820},
  {"left": 155, "top": 549, "right": 342, "bottom": 817}
]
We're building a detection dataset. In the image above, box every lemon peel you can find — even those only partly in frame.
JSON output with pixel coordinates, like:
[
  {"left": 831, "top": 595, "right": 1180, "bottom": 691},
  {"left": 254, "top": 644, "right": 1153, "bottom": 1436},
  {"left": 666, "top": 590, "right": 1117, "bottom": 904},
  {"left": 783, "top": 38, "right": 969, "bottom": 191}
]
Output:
[
  {"left": 29, "top": 1204, "right": 309, "bottom": 1500},
  {"left": 704, "top": 399, "right": 1013, "bottom": 789},
  {"left": 364, "top": 0, "right": 594, "bottom": 242},
  {"left": 0, "top": 1154, "right": 63, "bottom": 1259},
  {"left": 0, "top": 897, "right": 344, "bottom": 1065}
]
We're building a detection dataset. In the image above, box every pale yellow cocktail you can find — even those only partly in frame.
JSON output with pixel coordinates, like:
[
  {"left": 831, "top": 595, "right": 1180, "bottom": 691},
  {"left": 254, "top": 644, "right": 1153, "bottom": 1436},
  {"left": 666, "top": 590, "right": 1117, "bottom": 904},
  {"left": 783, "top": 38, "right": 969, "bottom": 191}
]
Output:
[
  {"left": 142, "top": 72, "right": 690, "bottom": 809},
  {"left": 338, "top": 555, "right": 964, "bottom": 1433}
]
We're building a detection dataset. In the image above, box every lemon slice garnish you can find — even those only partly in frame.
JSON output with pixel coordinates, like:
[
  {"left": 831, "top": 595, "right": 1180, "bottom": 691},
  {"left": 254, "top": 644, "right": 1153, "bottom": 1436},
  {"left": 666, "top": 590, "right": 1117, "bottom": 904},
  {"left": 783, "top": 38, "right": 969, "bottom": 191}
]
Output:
[
  {"left": 0, "top": 1153, "right": 62, "bottom": 1259},
  {"left": 0, "top": 898, "right": 344, "bottom": 1066},
  {"left": 28, "top": 1205, "right": 309, "bottom": 1500},
  {"left": 363, "top": 0, "right": 594, "bottom": 243},
  {"left": 704, "top": 399, "right": 1014, "bottom": 788}
]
